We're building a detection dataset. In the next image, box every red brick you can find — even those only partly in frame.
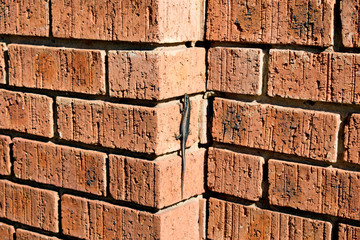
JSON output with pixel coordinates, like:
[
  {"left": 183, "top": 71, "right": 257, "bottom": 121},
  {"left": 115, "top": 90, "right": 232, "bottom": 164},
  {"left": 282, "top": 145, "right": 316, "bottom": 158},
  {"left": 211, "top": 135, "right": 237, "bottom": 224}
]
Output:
[
  {"left": 0, "top": 43, "right": 6, "bottom": 84},
  {"left": 109, "top": 148, "right": 205, "bottom": 208},
  {"left": 208, "top": 47, "right": 263, "bottom": 95},
  {"left": 0, "top": 89, "right": 53, "bottom": 138},
  {"left": 9, "top": 44, "right": 106, "bottom": 95},
  {"left": 206, "top": 0, "right": 334, "bottom": 46},
  {"left": 212, "top": 98, "right": 340, "bottom": 161},
  {"left": 0, "top": 135, "right": 11, "bottom": 176},
  {"left": 57, "top": 96, "right": 200, "bottom": 155},
  {"left": 344, "top": 114, "right": 360, "bottom": 165},
  {"left": 268, "top": 159, "right": 360, "bottom": 221},
  {"left": 341, "top": 0, "right": 360, "bottom": 48},
  {"left": 208, "top": 198, "right": 332, "bottom": 240},
  {"left": 339, "top": 224, "right": 360, "bottom": 240},
  {"left": 16, "top": 229, "right": 60, "bottom": 240},
  {"left": 13, "top": 138, "right": 106, "bottom": 196},
  {"left": 61, "top": 195, "right": 202, "bottom": 240},
  {"left": 0, "top": 222, "right": 14, "bottom": 240},
  {"left": 207, "top": 148, "right": 264, "bottom": 201},
  {"left": 268, "top": 50, "right": 360, "bottom": 104},
  {"left": 0, "top": 180, "right": 58, "bottom": 232},
  {"left": 199, "top": 199, "right": 207, "bottom": 240},
  {"left": 108, "top": 47, "right": 206, "bottom": 100},
  {"left": 52, "top": 0, "right": 204, "bottom": 43}
]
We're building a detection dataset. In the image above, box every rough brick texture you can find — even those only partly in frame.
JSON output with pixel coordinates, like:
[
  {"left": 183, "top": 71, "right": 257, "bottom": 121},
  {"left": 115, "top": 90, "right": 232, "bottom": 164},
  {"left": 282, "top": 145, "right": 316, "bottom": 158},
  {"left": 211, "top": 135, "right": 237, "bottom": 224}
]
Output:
[
  {"left": 0, "top": 180, "right": 58, "bottom": 232},
  {"left": 0, "top": 43, "right": 6, "bottom": 84},
  {"left": 341, "top": 0, "right": 360, "bottom": 48},
  {"left": 268, "top": 49, "right": 360, "bottom": 104},
  {"left": 338, "top": 224, "right": 360, "bottom": 240},
  {"left": 13, "top": 138, "right": 106, "bottom": 196},
  {"left": 109, "top": 47, "right": 206, "bottom": 100},
  {"left": 109, "top": 149, "right": 205, "bottom": 209},
  {"left": 0, "top": 89, "right": 53, "bottom": 137},
  {"left": 269, "top": 159, "right": 360, "bottom": 221},
  {"left": 0, "top": 0, "right": 49, "bottom": 36},
  {"left": 207, "top": 148, "right": 264, "bottom": 201},
  {"left": 9, "top": 45, "right": 106, "bottom": 95},
  {"left": 212, "top": 98, "right": 340, "bottom": 161},
  {"left": 0, "top": 222, "right": 14, "bottom": 240},
  {"left": 344, "top": 114, "right": 360, "bottom": 165},
  {"left": 206, "top": 0, "right": 334, "bottom": 46},
  {"left": 0, "top": 135, "right": 11, "bottom": 176},
  {"left": 16, "top": 229, "right": 61, "bottom": 240},
  {"left": 207, "top": 47, "right": 263, "bottom": 95},
  {"left": 61, "top": 195, "right": 202, "bottom": 240},
  {"left": 208, "top": 198, "right": 332, "bottom": 240},
  {"left": 52, "top": 0, "right": 204, "bottom": 43},
  {"left": 57, "top": 96, "right": 199, "bottom": 155}
]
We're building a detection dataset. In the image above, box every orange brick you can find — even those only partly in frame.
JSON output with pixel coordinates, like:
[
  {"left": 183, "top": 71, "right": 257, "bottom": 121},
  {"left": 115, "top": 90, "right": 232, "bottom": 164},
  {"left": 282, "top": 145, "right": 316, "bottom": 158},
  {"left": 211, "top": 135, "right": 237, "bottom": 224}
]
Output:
[
  {"left": 0, "top": 180, "right": 58, "bottom": 232},
  {"left": 341, "top": 0, "right": 360, "bottom": 48},
  {"left": 13, "top": 138, "right": 106, "bottom": 196},
  {"left": 109, "top": 148, "right": 205, "bottom": 208},
  {"left": 344, "top": 114, "right": 360, "bottom": 165},
  {"left": 0, "top": 222, "right": 14, "bottom": 240},
  {"left": 206, "top": 0, "right": 334, "bottom": 46},
  {"left": 207, "top": 148, "right": 263, "bottom": 201},
  {"left": 208, "top": 198, "right": 332, "bottom": 240},
  {"left": 208, "top": 47, "right": 263, "bottom": 95},
  {"left": 52, "top": 0, "right": 204, "bottom": 43},
  {"left": 269, "top": 159, "right": 360, "bottom": 221},
  {"left": 0, "top": 89, "right": 53, "bottom": 138},
  {"left": 61, "top": 195, "right": 202, "bottom": 240},
  {"left": 0, "top": 135, "right": 11, "bottom": 176},
  {"left": 108, "top": 47, "right": 206, "bottom": 100},
  {"left": 339, "top": 224, "right": 360, "bottom": 240},
  {"left": 16, "top": 229, "right": 60, "bottom": 240},
  {"left": 9, "top": 45, "right": 106, "bottom": 95},
  {"left": 212, "top": 98, "right": 340, "bottom": 161},
  {"left": 0, "top": 43, "right": 6, "bottom": 84}
]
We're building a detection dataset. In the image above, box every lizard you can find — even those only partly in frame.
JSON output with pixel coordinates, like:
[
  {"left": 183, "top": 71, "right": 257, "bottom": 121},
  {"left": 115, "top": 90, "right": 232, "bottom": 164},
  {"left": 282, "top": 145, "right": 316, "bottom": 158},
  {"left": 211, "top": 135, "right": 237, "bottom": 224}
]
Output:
[{"left": 176, "top": 93, "right": 191, "bottom": 198}]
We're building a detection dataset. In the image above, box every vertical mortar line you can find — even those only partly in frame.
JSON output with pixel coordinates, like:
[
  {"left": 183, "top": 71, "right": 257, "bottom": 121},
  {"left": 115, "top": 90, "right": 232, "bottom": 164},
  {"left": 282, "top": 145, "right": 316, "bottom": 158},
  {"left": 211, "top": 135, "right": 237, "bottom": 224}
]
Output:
[
  {"left": 49, "top": 0, "right": 53, "bottom": 37},
  {"left": 336, "top": 113, "right": 347, "bottom": 166},
  {"left": 105, "top": 51, "right": 110, "bottom": 97},
  {"left": 4, "top": 46, "right": 9, "bottom": 85},
  {"left": 58, "top": 190, "right": 63, "bottom": 236},
  {"left": 333, "top": 0, "right": 343, "bottom": 52},
  {"left": 261, "top": 48, "right": 270, "bottom": 97},
  {"left": 331, "top": 219, "right": 339, "bottom": 240},
  {"left": 259, "top": 154, "right": 270, "bottom": 209},
  {"left": 52, "top": 96, "right": 60, "bottom": 141},
  {"left": 105, "top": 154, "right": 111, "bottom": 201}
]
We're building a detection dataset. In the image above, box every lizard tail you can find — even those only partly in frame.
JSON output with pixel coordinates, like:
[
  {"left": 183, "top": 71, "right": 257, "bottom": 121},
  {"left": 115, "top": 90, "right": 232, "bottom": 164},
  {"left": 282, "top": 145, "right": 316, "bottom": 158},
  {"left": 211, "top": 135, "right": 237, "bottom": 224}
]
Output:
[{"left": 181, "top": 147, "right": 185, "bottom": 199}]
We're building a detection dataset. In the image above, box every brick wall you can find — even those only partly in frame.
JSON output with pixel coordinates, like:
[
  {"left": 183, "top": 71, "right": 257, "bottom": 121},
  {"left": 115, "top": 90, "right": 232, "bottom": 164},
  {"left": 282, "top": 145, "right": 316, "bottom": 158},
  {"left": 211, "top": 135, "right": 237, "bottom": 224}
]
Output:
[{"left": 0, "top": 0, "right": 360, "bottom": 239}]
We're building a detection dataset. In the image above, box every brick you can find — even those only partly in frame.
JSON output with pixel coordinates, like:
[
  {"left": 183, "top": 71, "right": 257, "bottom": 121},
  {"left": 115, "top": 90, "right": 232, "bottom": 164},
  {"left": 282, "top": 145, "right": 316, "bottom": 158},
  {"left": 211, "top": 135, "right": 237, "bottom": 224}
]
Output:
[
  {"left": 0, "top": 135, "right": 11, "bottom": 175},
  {"left": 109, "top": 148, "right": 205, "bottom": 209},
  {"left": 207, "top": 47, "right": 263, "bottom": 95},
  {"left": 344, "top": 114, "right": 360, "bottom": 165},
  {"left": 206, "top": 0, "right": 334, "bottom": 46},
  {"left": 0, "top": 43, "right": 6, "bottom": 84},
  {"left": 57, "top": 96, "right": 200, "bottom": 155},
  {"left": 207, "top": 148, "right": 264, "bottom": 201},
  {"left": 212, "top": 98, "right": 340, "bottom": 161},
  {"left": 0, "top": 180, "right": 58, "bottom": 232},
  {"left": 268, "top": 159, "right": 360, "bottom": 221},
  {"left": 52, "top": 0, "right": 204, "bottom": 43},
  {"left": 13, "top": 138, "right": 106, "bottom": 196},
  {"left": 208, "top": 198, "right": 332, "bottom": 240},
  {"left": 339, "top": 224, "right": 360, "bottom": 240},
  {"left": 109, "top": 47, "right": 206, "bottom": 100},
  {"left": 16, "top": 229, "right": 60, "bottom": 240},
  {"left": 61, "top": 195, "right": 202, "bottom": 240},
  {"left": 0, "top": 222, "right": 14, "bottom": 240},
  {"left": 9, "top": 44, "right": 106, "bottom": 95},
  {"left": 268, "top": 49, "right": 360, "bottom": 104},
  {"left": 341, "top": 0, "right": 360, "bottom": 48},
  {"left": 0, "top": 89, "right": 53, "bottom": 137}
]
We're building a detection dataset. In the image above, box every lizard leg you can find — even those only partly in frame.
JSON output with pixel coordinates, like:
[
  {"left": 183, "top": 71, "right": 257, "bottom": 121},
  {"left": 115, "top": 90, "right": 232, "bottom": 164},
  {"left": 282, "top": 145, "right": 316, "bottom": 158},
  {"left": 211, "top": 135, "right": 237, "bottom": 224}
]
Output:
[{"left": 175, "top": 133, "right": 183, "bottom": 140}]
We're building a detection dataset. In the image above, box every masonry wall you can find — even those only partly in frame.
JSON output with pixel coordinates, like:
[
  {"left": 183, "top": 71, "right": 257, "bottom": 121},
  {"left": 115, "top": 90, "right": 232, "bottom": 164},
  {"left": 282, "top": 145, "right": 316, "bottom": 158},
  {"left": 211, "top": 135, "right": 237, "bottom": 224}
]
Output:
[{"left": 0, "top": 0, "right": 360, "bottom": 239}]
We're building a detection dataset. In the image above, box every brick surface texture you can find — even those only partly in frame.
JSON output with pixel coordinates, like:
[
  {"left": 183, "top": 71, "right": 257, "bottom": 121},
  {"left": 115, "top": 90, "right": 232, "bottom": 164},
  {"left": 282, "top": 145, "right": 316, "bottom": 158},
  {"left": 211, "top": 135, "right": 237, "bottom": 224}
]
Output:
[
  {"left": 0, "top": 135, "right": 11, "bottom": 175},
  {"left": 0, "top": 43, "right": 6, "bottom": 84},
  {"left": 338, "top": 224, "right": 360, "bottom": 240},
  {"left": 16, "top": 229, "right": 61, "bottom": 240},
  {"left": 0, "top": 222, "right": 14, "bottom": 240}
]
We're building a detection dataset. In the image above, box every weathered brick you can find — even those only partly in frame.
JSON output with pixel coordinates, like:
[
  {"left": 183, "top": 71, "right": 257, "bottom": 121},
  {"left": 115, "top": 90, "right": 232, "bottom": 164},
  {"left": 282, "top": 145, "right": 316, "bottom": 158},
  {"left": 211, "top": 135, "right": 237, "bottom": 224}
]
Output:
[
  {"left": 61, "top": 195, "right": 202, "bottom": 240},
  {"left": 339, "top": 224, "right": 360, "bottom": 240},
  {"left": 212, "top": 98, "right": 340, "bottom": 161},
  {"left": 0, "top": 89, "right": 53, "bottom": 138},
  {"left": 52, "top": 0, "right": 204, "bottom": 43},
  {"left": 206, "top": 0, "right": 334, "bottom": 46},
  {"left": 0, "top": 180, "right": 58, "bottom": 232},
  {"left": 341, "top": 0, "right": 360, "bottom": 48},
  {"left": 207, "top": 148, "right": 264, "bottom": 201},
  {"left": 16, "top": 229, "right": 61, "bottom": 240},
  {"left": 0, "top": 43, "right": 6, "bottom": 84},
  {"left": 0, "top": 135, "right": 11, "bottom": 176},
  {"left": 109, "top": 47, "right": 206, "bottom": 100},
  {"left": 9, "top": 44, "right": 106, "bottom": 95},
  {"left": 208, "top": 198, "right": 332, "bottom": 240},
  {"left": 269, "top": 159, "right": 360, "bottom": 221},
  {"left": 0, "top": 0, "right": 49, "bottom": 36},
  {"left": 13, "top": 138, "right": 106, "bottom": 196},
  {"left": 268, "top": 49, "right": 360, "bottom": 104},
  {"left": 207, "top": 47, "right": 263, "bottom": 95},
  {"left": 0, "top": 222, "right": 14, "bottom": 240},
  {"left": 109, "top": 149, "right": 205, "bottom": 209},
  {"left": 57, "top": 96, "right": 200, "bottom": 155},
  {"left": 344, "top": 114, "right": 360, "bottom": 165}
]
